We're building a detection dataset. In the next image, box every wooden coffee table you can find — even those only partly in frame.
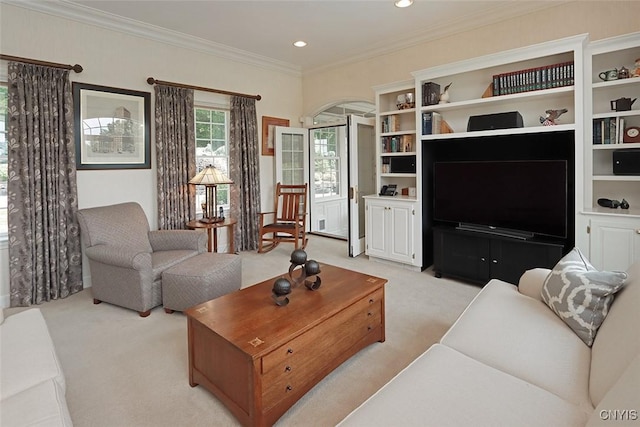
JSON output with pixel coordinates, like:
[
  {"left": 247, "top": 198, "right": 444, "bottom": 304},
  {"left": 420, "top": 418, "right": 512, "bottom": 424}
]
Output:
[{"left": 185, "top": 263, "right": 386, "bottom": 427}]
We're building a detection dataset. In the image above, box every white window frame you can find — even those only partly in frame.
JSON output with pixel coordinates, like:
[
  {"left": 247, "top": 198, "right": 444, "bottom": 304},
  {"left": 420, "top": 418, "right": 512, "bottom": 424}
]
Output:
[
  {"left": 194, "top": 103, "right": 231, "bottom": 218},
  {"left": 313, "top": 127, "right": 341, "bottom": 200}
]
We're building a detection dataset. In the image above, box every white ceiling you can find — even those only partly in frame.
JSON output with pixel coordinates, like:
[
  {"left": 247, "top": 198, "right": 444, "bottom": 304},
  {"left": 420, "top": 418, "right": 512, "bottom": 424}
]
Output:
[{"left": 41, "top": 0, "right": 563, "bottom": 73}]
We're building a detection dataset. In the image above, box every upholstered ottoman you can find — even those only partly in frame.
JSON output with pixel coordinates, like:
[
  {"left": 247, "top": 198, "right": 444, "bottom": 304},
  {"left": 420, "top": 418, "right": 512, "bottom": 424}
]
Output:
[{"left": 162, "top": 253, "right": 241, "bottom": 313}]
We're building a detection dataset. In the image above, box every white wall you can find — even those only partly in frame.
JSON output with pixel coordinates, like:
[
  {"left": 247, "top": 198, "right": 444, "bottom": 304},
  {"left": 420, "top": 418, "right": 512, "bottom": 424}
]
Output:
[{"left": 0, "top": 3, "right": 303, "bottom": 306}]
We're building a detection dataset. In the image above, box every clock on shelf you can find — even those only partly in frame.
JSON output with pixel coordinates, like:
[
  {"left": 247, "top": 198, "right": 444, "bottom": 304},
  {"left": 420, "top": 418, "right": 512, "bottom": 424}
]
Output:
[{"left": 623, "top": 126, "right": 640, "bottom": 143}]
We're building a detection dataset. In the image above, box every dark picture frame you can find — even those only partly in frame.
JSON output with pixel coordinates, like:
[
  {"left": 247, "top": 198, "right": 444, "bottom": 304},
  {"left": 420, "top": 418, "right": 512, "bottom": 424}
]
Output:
[
  {"left": 261, "top": 116, "right": 289, "bottom": 156},
  {"left": 73, "top": 83, "right": 151, "bottom": 169}
]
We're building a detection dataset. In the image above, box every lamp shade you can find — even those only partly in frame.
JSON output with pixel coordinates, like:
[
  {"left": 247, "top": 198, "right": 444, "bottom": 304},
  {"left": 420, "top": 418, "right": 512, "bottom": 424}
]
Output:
[{"left": 189, "top": 165, "right": 233, "bottom": 185}]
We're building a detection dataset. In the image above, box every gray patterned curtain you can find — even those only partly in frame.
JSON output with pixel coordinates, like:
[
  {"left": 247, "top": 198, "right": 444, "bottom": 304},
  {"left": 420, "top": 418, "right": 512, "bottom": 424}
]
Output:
[
  {"left": 154, "top": 85, "right": 196, "bottom": 229},
  {"left": 7, "top": 62, "right": 83, "bottom": 307},
  {"left": 229, "top": 96, "right": 260, "bottom": 251}
]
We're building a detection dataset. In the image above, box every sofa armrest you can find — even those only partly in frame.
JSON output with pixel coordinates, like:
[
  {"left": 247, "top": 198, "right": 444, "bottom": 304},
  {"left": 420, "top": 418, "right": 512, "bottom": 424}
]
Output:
[
  {"left": 148, "top": 230, "right": 206, "bottom": 253},
  {"left": 518, "top": 268, "right": 551, "bottom": 302},
  {"left": 85, "top": 245, "right": 151, "bottom": 270}
]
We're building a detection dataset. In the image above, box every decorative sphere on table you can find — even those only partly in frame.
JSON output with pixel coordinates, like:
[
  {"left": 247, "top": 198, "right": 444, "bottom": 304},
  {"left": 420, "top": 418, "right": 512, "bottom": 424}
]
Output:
[
  {"left": 305, "top": 260, "right": 321, "bottom": 276},
  {"left": 290, "top": 249, "right": 307, "bottom": 265},
  {"left": 272, "top": 277, "right": 291, "bottom": 306}
]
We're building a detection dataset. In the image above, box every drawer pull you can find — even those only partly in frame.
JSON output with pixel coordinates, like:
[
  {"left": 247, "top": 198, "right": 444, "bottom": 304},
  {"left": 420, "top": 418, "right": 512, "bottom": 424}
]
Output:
[
  {"left": 367, "top": 326, "right": 372, "bottom": 331},
  {"left": 367, "top": 312, "right": 372, "bottom": 317},
  {"left": 369, "top": 299, "right": 374, "bottom": 304},
  {"left": 287, "top": 348, "right": 293, "bottom": 354},
  {"left": 285, "top": 365, "right": 292, "bottom": 372},
  {"left": 286, "top": 385, "right": 293, "bottom": 392}
]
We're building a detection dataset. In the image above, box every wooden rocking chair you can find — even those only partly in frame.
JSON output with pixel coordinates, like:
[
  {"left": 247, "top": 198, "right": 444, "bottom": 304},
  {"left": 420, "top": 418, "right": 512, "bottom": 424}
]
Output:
[{"left": 258, "top": 182, "right": 308, "bottom": 253}]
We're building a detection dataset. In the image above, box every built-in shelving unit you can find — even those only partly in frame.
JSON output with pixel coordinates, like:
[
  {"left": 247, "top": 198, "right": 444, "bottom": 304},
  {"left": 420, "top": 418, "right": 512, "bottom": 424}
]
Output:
[
  {"left": 367, "top": 80, "right": 421, "bottom": 270},
  {"left": 411, "top": 35, "right": 587, "bottom": 274},
  {"left": 366, "top": 32, "right": 640, "bottom": 273},
  {"left": 585, "top": 32, "right": 640, "bottom": 221},
  {"left": 581, "top": 32, "right": 640, "bottom": 271}
]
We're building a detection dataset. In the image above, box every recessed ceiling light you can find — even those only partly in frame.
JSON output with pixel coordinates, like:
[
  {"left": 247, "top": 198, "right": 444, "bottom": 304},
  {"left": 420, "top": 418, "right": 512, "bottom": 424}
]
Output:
[
  {"left": 394, "top": 0, "right": 413, "bottom": 7},
  {"left": 293, "top": 40, "right": 307, "bottom": 48}
]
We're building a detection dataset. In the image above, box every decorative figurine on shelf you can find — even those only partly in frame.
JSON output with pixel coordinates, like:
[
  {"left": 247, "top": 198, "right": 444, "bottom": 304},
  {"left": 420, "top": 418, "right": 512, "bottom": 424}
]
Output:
[
  {"left": 272, "top": 277, "right": 292, "bottom": 306},
  {"left": 439, "top": 82, "right": 452, "bottom": 104},
  {"left": 633, "top": 58, "right": 640, "bottom": 77},
  {"left": 539, "top": 108, "right": 568, "bottom": 126},
  {"left": 618, "top": 66, "right": 630, "bottom": 79}
]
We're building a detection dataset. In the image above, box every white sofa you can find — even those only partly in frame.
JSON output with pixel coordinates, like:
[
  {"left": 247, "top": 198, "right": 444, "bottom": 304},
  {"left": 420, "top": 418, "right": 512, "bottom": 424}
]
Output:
[
  {"left": 339, "top": 261, "right": 640, "bottom": 426},
  {"left": 0, "top": 308, "right": 72, "bottom": 426}
]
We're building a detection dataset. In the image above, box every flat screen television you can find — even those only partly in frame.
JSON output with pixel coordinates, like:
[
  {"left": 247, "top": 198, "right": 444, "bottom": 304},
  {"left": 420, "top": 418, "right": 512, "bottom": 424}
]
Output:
[{"left": 433, "top": 160, "right": 568, "bottom": 239}]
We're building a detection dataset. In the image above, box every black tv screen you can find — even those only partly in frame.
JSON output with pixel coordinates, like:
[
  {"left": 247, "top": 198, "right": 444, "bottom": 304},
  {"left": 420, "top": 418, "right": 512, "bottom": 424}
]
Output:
[{"left": 433, "top": 160, "right": 567, "bottom": 238}]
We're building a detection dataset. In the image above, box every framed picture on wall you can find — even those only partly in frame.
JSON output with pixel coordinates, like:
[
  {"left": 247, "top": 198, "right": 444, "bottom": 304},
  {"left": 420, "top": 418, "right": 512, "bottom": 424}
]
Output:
[
  {"left": 261, "top": 116, "right": 289, "bottom": 156},
  {"left": 73, "top": 83, "right": 151, "bottom": 169}
]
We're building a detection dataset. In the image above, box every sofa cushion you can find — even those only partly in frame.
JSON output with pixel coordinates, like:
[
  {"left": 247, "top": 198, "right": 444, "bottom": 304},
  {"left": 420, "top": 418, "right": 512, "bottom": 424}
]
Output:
[
  {"left": 542, "top": 247, "right": 627, "bottom": 347},
  {"left": 338, "top": 344, "right": 590, "bottom": 427},
  {"left": 589, "top": 261, "right": 640, "bottom": 407},
  {"left": 0, "top": 379, "right": 72, "bottom": 427},
  {"left": 0, "top": 309, "right": 66, "bottom": 400},
  {"left": 440, "top": 279, "right": 592, "bottom": 411}
]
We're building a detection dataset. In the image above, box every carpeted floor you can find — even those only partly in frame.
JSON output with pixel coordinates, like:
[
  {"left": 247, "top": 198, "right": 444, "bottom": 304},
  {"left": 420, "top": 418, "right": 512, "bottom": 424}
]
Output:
[{"left": 6, "top": 235, "right": 480, "bottom": 426}]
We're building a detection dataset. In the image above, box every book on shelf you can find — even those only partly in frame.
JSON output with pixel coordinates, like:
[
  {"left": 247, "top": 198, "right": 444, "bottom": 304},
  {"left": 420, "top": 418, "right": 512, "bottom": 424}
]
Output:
[
  {"left": 381, "top": 115, "right": 400, "bottom": 133},
  {"left": 422, "top": 82, "right": 440, "bottom": 106},
  {"left": 422, "top": 112, "right": 443, "bottom": 135},
  {"left": 593, "top": 117, "right": 625, "bottom": 145},
  {"left": 492, "top": 61, "right": 574, "bottom": 96},
  {"left": 381, "top": 134, "right": 414, "bottom": 153}
]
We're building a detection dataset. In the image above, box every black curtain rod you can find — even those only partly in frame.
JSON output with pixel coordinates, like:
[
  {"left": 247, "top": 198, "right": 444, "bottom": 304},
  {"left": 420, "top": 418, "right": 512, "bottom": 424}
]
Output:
[
  {"left": 0, "top": 54, "right": 83, "bottom": 73},
  {"left": 146, "top": 77, "right": 261, "bottom": 101}
]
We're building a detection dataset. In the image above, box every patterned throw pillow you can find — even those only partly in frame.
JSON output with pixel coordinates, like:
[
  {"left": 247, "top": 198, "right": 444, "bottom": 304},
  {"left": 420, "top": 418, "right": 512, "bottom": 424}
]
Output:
[{"left": 541, "top": 247, "right": 627, "bottom": 347}]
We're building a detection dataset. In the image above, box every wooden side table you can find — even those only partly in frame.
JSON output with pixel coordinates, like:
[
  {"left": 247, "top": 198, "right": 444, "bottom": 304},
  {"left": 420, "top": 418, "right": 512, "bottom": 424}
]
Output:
[{"left": 186, "top": 218, "right": 237, "bottom": 254}]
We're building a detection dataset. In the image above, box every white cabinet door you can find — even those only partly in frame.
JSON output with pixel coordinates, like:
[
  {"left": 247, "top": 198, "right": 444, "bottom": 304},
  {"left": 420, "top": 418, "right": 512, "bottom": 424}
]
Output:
[
  {"left": 388, "top": 203, "right": 414, "bottom": 263},
  {"left": 590, "top": 217, "right": 640, "bottom": 271},
  {"left": 365, "top": 201, "right": 388, "bottom": 259},
  {"left": 365, "top": 197, "right": 416, "bottom": 266}
]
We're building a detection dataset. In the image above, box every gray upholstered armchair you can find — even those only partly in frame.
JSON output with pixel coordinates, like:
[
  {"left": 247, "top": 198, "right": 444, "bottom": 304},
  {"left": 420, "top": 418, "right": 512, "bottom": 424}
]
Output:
[{"left": 76, "top": 202, "right": 207, "bottom": 317}]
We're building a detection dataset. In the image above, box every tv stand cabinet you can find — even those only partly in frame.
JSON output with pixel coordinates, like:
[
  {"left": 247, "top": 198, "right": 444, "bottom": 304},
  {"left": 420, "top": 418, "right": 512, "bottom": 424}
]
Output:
[{"left": 433, "top": 226, "right": 564, "bottom": 285}]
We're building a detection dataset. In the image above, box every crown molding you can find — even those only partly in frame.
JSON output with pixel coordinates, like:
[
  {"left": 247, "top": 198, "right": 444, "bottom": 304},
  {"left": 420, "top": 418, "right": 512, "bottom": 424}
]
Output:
[
  {"left": 4, "top": 0, "right": 303, "bottom": 77},
  {"left": 5, "top": 0, "right": 569, "bottom": 77}
]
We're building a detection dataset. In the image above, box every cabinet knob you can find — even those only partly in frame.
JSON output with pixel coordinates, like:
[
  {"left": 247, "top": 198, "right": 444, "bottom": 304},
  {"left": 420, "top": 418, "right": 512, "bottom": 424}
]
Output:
[
  {"left": 492, "top": 259, "right": 498, "bottom": 264},
  {"left": 480, "top": 257, "right": 486, "bottom": 262},
  {"left": 286, "top": 385, "right": 293, "bottom": 392},
  {"left": 287, "top": 348, "right": 293, "bottom": 354},
  {"left": 285, "top": 365, "right": 292, "bottom": 372},
  {"left": 367, "top": 326, "right": 372, "bottom": 331},
  {"left": 367, "top": 311, "right": 373, "bottom": 317},
  {"left": 369, "top": 298, "right": 374, "bottom": 304}
]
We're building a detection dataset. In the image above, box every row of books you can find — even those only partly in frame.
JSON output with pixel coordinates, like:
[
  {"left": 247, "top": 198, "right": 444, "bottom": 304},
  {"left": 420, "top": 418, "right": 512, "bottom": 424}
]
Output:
[
  {"left": 492, "top": 61, "right": 574, "bottom": 96},
  {"left": 422, "top": 112, "right": 442, "bottom": 135},
  {"left": 382, "top": 134, "right": 414, "bottom": 153},
  {"left": 593, "top": 117, "right": 626, "bottom": 145},
  {"left": 381, "top": 115, "right": 400, "bottom": 133}
]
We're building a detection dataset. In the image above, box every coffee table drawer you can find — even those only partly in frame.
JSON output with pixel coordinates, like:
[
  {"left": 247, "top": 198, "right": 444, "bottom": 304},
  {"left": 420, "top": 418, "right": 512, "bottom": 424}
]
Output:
[
  {"left": 261, "top": 289, "right": 383, "bottom": 410},
  {"left": 262, "top": 288, "right": 383, "bottom": 374}
]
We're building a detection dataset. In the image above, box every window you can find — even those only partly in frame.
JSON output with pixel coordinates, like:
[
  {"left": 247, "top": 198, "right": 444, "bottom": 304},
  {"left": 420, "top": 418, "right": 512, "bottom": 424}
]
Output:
[
  {"left": 0, "top": 85, "right": 7, "bottom": 238},
  {"left": 195, "top": 107, "right": 230, "bottom": 214},
  {"left": 313, "top": 127, "right": 340, "bottom": 199}
]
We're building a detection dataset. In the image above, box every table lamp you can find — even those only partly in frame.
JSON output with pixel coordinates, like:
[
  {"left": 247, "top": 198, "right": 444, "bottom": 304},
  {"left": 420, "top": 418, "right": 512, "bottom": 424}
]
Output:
[{"left": 189, "top": 165, "right": 233, "bottom": 223}]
